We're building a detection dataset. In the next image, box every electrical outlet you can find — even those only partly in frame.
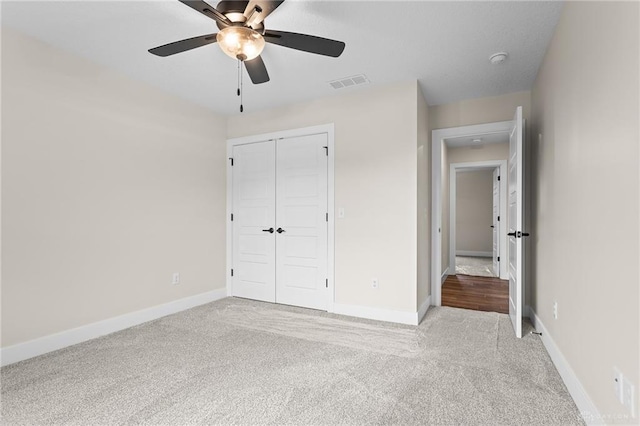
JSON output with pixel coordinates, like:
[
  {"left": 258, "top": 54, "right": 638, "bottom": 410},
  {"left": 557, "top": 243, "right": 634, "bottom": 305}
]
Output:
[
  {"left": 614, "top": 367, "right": 624, "bottom": 404},
  {"left": 371, "top": 278, "right": 379, "bottom": 289},
  {"left": 553, "top": 301, "right": 558, "bottom": 320},
  {"left": 172, "top": 272, "right": 180, "bottom": 285},
  {"left": 623, "top": 378, "right": 636, "bottom": 418}
]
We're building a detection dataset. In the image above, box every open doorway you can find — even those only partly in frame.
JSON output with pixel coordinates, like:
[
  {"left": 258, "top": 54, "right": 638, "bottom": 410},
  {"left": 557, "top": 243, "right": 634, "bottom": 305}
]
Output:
[
  {"left": 444, "top": 154, "right": 509, "bottom": 314},
  {"left": 454, "top": 168, "right": 500, "bottom": 276},
  {"left": 431, "top": 107, "right": 526, "bottom": 336},
  {"left": 449, "top": 160, "right": 508, "bottom": 280}
]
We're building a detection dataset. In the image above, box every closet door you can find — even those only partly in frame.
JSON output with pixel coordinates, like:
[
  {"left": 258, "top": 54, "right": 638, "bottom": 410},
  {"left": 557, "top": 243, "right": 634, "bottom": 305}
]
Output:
[
  {"left": 275, "top": 134, "right": 328, "bottom": 310},
  {"left": 231, "top": 140, "right": 276, "bottom": 303}
]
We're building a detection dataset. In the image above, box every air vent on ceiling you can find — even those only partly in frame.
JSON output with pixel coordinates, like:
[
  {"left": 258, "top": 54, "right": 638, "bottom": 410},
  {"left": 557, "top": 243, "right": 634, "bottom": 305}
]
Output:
[{"left": 328, "top": 74, "right": 370, "bottom": 89}]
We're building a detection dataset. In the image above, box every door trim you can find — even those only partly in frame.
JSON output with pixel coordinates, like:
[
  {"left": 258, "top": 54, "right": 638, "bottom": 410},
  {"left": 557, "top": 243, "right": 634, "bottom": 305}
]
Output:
[
  {"left": 226, "top": 124, "right": 335, "bottom": 311},
  {"left": 449, "top": 161, "right": 508, "bottom": 280},
  {"left": 431, "top": 120, "right": 513, "bottom": 306}
]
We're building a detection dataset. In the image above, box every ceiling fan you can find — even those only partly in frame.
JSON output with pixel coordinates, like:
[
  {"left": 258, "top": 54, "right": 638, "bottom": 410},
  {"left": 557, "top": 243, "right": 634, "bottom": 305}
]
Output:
[{"left": 148, "top": 0, "right": 346, "bottom": 85}]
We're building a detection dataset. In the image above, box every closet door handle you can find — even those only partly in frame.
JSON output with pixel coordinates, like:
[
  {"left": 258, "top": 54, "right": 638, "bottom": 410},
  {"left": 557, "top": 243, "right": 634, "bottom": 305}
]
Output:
[
  {"left": 262, "top": 228, "right": 274, "bottom": 234},
  {"left": 276, "top": 228, "right": 286, "bottom": 234},
  {"left": 490, "top": 225, "right": 495, "bottom": 228}
]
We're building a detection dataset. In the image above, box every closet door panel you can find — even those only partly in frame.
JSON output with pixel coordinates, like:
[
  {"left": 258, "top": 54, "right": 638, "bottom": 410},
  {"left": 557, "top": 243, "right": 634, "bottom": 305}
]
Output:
[
  {"left": 275, "top": 134, "right": 328, "bottom": 310},
  {"left": 231, "top": 140, "right": 276, "bottom": 303}
]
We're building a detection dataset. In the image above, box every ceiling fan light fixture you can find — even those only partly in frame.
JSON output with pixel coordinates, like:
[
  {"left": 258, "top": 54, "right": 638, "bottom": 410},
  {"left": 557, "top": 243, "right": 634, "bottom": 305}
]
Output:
[{"left": 217, "top": 26, "right": 265, "bottom": 61}]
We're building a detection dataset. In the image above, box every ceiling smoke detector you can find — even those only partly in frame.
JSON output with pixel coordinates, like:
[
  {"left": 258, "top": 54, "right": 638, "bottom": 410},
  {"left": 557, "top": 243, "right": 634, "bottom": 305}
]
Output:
[{"left": 489, "top": 52, "right": 508, "bottom": 65}]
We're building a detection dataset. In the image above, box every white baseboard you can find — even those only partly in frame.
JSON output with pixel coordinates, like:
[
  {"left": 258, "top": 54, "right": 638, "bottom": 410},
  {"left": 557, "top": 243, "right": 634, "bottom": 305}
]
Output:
[
  {"left": 529, "top": 308, "right": 602, "bottom": 425},
  {"left": 331, "top": 302, "right": 420, "bottom": 326},
  {"left": 1, "top": 288, "right": 228, "bottom": 367},
  {"left": 441, "top": 267, "right": 450, "bottom": 284},
  {"left": 456, "top": 250, "right": 492, "bottom": 258},
  {"left": 417, "top": 296, "right": 431, "bottom": 324}
]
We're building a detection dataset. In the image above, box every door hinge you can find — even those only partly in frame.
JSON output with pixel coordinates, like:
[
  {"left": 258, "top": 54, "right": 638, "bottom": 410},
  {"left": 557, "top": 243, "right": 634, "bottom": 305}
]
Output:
[
  {"left": 230, "top": 268, "right": 234, "bottom": 277},
  {"left": 231, "top": 213, "right": 234, "bottom": 221},
  {"left": 326, "top": 212, "right": 328, "bottom": 222},
  {"left": 497, "top": 176, "right": 501, "bottom": 181},
  {"left": 326, "top": 278, "right": 328, "bottom": 288},
  {"left": 323, "top": 146, "right": 328, "bottom": 156},
  {"left": 498, "top": 216, "right": 500, "bottom": 221},
  {"left": 228, "top": 157, "right": 234, "bottom": 166},
  {"left": 498, "top": 256, "right": 500, "bottom": 262}
]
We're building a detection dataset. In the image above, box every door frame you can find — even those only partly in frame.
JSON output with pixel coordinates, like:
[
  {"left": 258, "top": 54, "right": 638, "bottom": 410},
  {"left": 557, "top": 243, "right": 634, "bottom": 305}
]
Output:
[
  {"left": 449, "top": 161, "right": 508, "bottom": 280},
  {"left": 226, "top": 123, "right": 336, "bottom": 311},
  {"left": 431, "top": 120, "right": 513, "bottom": 306}
]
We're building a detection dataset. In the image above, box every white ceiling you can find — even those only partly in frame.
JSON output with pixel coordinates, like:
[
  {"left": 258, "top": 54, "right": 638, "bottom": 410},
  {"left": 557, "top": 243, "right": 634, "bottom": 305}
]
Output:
[{"left": 1, "top": 1, "right": 563, "bottom": 116}]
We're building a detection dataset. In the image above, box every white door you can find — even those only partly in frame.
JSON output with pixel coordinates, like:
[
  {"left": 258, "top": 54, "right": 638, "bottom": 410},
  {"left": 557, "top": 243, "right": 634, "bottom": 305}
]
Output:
[
  {"left": 231, "top": 134, "right": 329, "bottom": 310},
  {"left": 231, "top": 140, "right": 276, "bottom": 303},
  {"left": 492, "top": 168, "right": 500, "bottom": 277},
  {"left": 275, "top": 134, "right": 328, "bottom": 310},
  {"left": 508, "top": 106, "right": 525, "bottom": 338}
]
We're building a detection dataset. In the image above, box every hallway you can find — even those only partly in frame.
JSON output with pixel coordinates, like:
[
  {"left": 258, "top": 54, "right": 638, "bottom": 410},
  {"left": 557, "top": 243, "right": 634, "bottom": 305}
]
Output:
[{"left": 442, "top": 274, "right": 509, "bottom": 314}]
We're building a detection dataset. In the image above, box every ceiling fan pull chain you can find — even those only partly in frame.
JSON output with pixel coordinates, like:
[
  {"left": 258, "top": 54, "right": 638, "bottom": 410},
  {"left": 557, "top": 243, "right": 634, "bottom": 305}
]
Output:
[
  {"left": 240, "top": 61, "right": 244, "bottom": 113},
  {"left": 237, "top": 59, "right": 241, "bottom": 97}
]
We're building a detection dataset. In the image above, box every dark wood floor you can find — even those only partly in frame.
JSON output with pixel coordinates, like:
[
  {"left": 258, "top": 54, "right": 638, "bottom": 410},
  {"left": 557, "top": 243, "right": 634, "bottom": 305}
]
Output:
[{"left": 442, "top": 274, "right": 509, "bottom": 314}]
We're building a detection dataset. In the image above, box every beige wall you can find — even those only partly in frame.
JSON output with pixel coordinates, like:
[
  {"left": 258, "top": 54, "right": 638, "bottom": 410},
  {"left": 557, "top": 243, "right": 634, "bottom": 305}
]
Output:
[
  {"left": 456, "top": 170, "right": 493, "bottom": 253},
  {"left": 227, "top": 81, "right": 420, "bottom": 313},
  {"left": 416, "top": 86, "right": 430, "bottom": 308},
  {"left": 531, "top": 2, "right": 639, "bottom": 421},
  {"left": 447, "top": 143, "right": 509, "bottom": 165},
  {"left": 429, "top": 90, "right": 531, "bottom": 130},
  {"left": 1, "top": 29, "right": 227, "bottom": 347}
]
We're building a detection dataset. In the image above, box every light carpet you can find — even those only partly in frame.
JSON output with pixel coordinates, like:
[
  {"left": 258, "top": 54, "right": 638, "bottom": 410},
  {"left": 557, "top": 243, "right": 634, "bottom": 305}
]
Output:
[
  {"left": 1, "top": 297, "right": 583, "bottom": 425},
  {"left": 456, "top": 256, "right": 495, "bottom": 277}
]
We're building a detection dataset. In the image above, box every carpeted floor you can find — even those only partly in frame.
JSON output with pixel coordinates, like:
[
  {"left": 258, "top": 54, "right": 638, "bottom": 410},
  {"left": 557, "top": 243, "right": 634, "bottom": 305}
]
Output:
[
  {"left": 1, "top": 297, "right": 583, "bottom": 425},
  {"left": 456, "top": 256, "right": 496, "bottom": 277}
]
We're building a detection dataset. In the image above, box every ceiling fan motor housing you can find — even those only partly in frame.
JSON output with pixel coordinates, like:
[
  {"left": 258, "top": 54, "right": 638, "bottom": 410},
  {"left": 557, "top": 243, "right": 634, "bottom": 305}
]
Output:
[{"left": 216, "top": 1, "right": 265, "bottom": 32}]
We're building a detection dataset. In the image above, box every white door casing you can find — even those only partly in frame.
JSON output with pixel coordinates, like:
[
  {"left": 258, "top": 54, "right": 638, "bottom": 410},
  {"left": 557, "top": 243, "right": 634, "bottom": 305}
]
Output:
[
  {"left": 492, "top": 168, "right": 500, "bottom": 277},
  {"left": 275, "top": 134, "right": 328, "bottom": 310},
  {"left": 231, "top": 140, "right": 276, "bottom": 303},
  {"left": 508, "top": 106, "right": 525, "bottom": 338}
]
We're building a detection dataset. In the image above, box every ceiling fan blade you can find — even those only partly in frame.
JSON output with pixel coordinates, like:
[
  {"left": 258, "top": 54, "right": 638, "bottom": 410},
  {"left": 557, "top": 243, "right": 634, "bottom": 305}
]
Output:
[
  {"left": 148, "top": 33, "right": 218, "bottom": 57},
  {"left": 244, "top": 56, "right": 270, "bottom": 84},
  {"left": 264, "top": 30, "right": 345, "bottom": 57},
  {"left": 243, "top": 1, "right": 284, "bottom": 27},
  {"left": 179, "top": 0, "right": 232, "bottom": 27}
]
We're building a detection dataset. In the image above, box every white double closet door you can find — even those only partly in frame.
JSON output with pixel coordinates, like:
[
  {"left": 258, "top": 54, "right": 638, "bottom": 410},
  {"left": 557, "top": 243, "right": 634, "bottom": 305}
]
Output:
[{"left": 231, "top": 133, "right": 328, "bottom": 310}]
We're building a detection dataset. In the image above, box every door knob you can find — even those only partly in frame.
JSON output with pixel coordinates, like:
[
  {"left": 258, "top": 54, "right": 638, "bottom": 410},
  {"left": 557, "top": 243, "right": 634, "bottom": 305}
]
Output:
[
  {"left": 276, "top": 228, "right": 286, "bottom": 234},
  {"left": 507, "top": 232, "right": 517, "bottom": 237},
  {"left": 262, "top": 228, "right": 274, "bottom": 233}
]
